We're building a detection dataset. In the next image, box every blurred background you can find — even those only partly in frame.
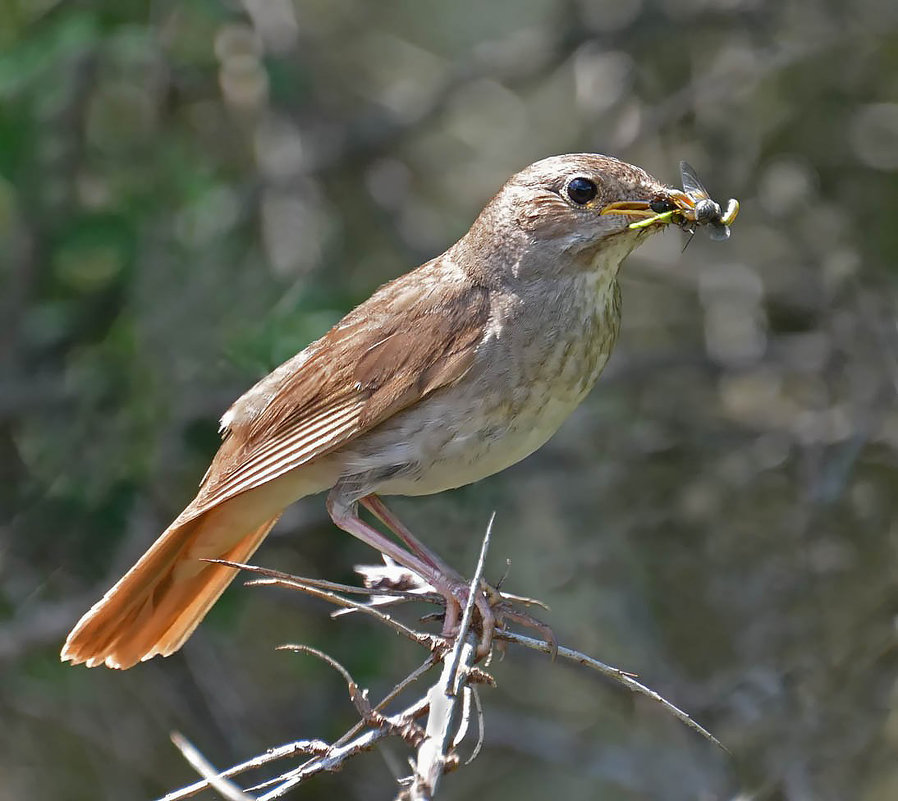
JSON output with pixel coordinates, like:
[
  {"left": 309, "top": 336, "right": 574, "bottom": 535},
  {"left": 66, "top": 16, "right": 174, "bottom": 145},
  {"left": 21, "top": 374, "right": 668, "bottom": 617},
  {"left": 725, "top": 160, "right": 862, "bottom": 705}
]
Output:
[{"left": 2, "top": 0, "right": 898, "bottom": 799}]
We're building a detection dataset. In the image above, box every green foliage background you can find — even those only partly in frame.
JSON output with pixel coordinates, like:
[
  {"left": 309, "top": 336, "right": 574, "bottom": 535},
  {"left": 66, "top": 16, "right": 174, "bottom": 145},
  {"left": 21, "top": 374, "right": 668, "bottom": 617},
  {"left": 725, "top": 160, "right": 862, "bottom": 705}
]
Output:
[{"left": 2, "top": 1, "right": 898, "bottom": 799}]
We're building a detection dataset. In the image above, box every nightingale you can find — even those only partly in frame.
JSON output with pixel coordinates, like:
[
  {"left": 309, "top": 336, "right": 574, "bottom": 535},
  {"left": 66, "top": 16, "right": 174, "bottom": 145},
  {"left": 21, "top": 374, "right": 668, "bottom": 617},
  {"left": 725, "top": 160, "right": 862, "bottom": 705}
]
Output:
[{"left": 62, "top": 153, "right": 707, "bottom": 669}]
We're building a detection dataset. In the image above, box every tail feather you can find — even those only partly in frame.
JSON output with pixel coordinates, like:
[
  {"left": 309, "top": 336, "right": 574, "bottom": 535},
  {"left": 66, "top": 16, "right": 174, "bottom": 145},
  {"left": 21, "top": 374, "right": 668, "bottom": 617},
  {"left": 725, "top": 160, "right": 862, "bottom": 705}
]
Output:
[
  {"left": 129, "top": 515, "right": 281, "bottom": 663},
  {"left": 61, "top": 506, "right": 282, "bottom": 669}
]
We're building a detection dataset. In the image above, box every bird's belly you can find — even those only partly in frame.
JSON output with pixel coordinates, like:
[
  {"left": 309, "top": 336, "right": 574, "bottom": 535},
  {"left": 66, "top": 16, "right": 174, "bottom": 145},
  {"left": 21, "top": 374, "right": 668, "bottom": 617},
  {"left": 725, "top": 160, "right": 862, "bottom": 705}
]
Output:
[
  {"left": 344, "top": 345, "right": 611, "bottom": 497},
  {"left": 386, "top": 390, "right": 588, "bottom": 496}
]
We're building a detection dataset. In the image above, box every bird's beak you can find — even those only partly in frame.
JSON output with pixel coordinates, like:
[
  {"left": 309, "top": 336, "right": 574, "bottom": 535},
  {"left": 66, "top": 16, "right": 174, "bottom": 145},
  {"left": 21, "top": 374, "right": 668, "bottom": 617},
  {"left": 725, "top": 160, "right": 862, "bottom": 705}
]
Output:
[
  {"left": 598, "top": 199, "right": 657, "bottom": 220},
  {"left": 600, "top": 190, "right": 700, "bottom": 232},
  {"left": 599, "top": 190, "right": 696, "bottom": 221}
]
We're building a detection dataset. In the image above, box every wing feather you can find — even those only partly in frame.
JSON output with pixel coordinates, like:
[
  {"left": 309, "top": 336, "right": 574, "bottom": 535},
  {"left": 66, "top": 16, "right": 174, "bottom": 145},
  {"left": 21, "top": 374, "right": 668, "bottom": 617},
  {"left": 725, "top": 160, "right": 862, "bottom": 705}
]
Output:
[
  {"left": 188, "top": 267, "right": 490, "bottom": 517},
  {"left": 198, "top": 400, "right": 366, "bottom": 507}
]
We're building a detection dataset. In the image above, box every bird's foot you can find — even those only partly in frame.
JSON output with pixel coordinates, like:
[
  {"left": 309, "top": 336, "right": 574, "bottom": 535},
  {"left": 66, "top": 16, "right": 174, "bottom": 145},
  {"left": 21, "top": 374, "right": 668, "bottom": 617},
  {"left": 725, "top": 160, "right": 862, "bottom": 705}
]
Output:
[
  {"left": 492, "top": 602, "right": 557, "bottom": 658},
  {"left": 437, "top": 579, "right": 496, "bottom": 659},
  {"left": 353, "top": 558, "right": 554, "bottom": 659},
  {"left": 439, "top": 580, "right": 556, "bottom": 660}
]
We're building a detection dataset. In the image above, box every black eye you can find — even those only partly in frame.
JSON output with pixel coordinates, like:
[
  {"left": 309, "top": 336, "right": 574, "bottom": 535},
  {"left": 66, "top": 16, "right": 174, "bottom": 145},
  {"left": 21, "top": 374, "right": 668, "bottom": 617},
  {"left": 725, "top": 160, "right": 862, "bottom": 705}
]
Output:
[
  {"left": 566, "top": 177, "right": 598, "bottom": 205},
  {"left": 650, "top": 196, "right": 676, "bottom": 214}
]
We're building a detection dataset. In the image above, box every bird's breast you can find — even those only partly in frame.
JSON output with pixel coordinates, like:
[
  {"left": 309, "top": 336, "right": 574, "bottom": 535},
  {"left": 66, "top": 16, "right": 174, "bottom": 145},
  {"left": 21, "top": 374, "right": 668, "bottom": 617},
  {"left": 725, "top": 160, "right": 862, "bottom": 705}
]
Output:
[{"left": 342, "top": 273, "right": 622, "bottom": 497}]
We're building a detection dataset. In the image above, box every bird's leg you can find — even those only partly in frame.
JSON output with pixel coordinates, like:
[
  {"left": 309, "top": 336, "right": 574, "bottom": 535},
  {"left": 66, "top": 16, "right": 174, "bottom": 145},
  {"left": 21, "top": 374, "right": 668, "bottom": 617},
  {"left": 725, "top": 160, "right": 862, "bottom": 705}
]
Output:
[
  {"left": 361, "top": 494, "right": 553, "bottom": 657},
  {"left": 327, "top": 490, "right": 495, "bottom": 656},
  {"left": 367, "top": 495, "right": 559, "bottom": 653},
  {"left": 361, "top": 494, "right": 497, "bottom": 656},
  {"left": 360, "top": 495, "right": 460, "bottom": 577}
]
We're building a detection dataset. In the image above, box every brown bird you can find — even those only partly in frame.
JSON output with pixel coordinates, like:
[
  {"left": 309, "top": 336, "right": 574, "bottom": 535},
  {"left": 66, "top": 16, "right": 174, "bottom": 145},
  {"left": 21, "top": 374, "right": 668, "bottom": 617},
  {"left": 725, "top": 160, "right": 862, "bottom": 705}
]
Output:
[{"left": 62, "top": 153, "right": 699, "bottom": 669}]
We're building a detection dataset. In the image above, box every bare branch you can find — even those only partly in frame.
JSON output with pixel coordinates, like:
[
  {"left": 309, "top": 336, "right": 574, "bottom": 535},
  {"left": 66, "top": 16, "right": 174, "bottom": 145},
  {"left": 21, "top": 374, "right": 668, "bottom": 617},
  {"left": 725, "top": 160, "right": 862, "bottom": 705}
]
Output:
[
  {"left": 158, "top": 740, "right": 330, "bottom": 801},
  {"left": 464, "top": 687, "right": 485, "bottom": 766},
  {"left": 496, "top": 630, "right": 726, "bottom": 753},
  {"left": 277, "top": 644, "right": 426, "bottom": 746},
  {"left": 204, "top": 559, "right": 442, "bottom": 649},
  {"left": 252, "top": 697, "right": 431, "bottom": 800},
  {"left": 160, "top": 658, "right": 436, "bottom": 801},
  {"left": 163, "top": 515, "right": 725, "bottom": 801},
  {"left": 169, "top": 733, "right": 256, "bottom": 801},
  {"left": 408, "top": 513, "right": 495, "bottom": 799}
]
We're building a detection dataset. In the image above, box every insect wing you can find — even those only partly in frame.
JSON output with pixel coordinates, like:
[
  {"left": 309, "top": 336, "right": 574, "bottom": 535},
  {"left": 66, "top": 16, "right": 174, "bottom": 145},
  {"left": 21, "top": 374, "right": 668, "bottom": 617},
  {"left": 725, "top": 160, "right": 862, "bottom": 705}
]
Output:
[
  {"left": 708, "top": 223, "right": 731, "bottom": 241},
  {"left": 679, "top": 160, "right": 712, "bottom": 202}
]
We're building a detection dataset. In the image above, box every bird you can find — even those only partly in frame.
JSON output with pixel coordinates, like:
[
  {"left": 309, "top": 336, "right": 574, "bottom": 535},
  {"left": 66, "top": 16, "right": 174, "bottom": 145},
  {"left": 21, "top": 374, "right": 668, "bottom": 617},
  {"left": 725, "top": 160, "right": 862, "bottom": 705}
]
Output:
[{"left": 61, "top": 153, "right": 700, "bottom": 669}]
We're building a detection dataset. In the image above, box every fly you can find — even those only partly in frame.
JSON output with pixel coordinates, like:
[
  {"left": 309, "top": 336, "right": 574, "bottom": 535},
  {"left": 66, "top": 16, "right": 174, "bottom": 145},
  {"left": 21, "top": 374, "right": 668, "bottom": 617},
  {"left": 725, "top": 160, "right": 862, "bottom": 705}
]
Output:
[
  {"left": 599, "top": 161, "right": 739, "bottom": 242},
  {"left": 677, "top": 161, "right": 740, "bottom": 241}
]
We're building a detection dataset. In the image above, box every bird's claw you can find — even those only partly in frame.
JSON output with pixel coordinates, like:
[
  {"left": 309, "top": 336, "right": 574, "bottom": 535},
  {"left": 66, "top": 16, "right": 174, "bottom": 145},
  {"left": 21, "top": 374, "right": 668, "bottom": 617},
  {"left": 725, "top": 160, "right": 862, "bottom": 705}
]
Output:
[{"left": 439, "top": 580, "right": 554, "bottom": 660}]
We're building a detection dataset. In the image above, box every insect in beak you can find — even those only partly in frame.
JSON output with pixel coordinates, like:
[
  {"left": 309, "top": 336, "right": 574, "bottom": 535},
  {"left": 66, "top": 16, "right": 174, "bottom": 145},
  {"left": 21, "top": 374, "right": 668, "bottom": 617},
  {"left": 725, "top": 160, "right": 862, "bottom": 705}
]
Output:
[
  {"left": 675, "top": 161, "right": 740, "bottom": 240},
  {"left": 599, "top": 196, "right": 684, "bottom": 231},
  {"left": 601, "top": 162, "right": 740, "bottom": 240}
]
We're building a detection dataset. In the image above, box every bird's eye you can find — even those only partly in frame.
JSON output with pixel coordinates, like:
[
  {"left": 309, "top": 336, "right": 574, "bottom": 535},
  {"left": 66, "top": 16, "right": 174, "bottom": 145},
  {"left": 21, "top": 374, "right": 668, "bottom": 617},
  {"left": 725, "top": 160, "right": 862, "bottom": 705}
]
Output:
[
  {"left": 566, "top": 177, "right": 598, "bottom": 205},
  {"left": 650, "top": 197, "right": 676, "bottom": 214}
]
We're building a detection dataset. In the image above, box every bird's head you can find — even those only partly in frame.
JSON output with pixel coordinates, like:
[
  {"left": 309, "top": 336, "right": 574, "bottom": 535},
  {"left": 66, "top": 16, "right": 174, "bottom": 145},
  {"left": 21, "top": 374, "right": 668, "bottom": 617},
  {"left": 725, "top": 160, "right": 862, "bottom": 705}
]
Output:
[{"left": 456, "top": 153, "right": 689, "bottom": 282}]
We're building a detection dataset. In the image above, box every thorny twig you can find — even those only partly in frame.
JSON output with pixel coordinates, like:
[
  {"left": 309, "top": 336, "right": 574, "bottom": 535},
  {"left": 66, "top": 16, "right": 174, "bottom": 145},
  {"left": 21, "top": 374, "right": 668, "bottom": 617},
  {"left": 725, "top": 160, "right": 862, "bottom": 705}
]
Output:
[
  {"left": 162, "top": 514, "right": 724, "bottom": 800},
  {"left": 495, "top": 631, "right": 725, "bottom": 752},
  {"left": 170, "top": 733, "right": 255, "bottom": 801},
  {"left": 276, "top": 645, "right": 426, "bottom": 747},
  {"left": 163, "top": 700, "right": 430, "bottom": 801},
  {"left": 159, "top": 658, "right": 438, "bottom": 801},
  {"left": 407, "top": 513, "right": 495, "bottom": 799},
  {"left": 206, "top": 559, "right": 443, "bottom": 649}
]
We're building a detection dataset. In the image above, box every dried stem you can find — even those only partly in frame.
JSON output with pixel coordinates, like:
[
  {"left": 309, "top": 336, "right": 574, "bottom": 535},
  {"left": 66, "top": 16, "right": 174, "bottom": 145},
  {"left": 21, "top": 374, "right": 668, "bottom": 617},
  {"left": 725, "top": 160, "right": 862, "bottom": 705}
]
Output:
[
  {"left": 496, "top": 630, "right": 725, "bottom": 752},
  {"left": 162, "top": 514, "right": 724, "bottom": 801},
  {"left": 169, "top": 733, "right": 256, "bottom": 801},
  {"left": 205, "top": 559, "right": 442, "bottom": 649},
  {"left": 408, "top": 513, "right": 495, "bottom": 799}
]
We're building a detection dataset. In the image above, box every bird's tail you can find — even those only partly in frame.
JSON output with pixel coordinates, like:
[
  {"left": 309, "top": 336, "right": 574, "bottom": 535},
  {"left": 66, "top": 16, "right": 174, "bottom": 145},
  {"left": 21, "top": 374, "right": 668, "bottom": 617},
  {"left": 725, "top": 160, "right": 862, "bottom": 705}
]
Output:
[{"left": 61, "top": 499, "right": 282, "bottom": 669}]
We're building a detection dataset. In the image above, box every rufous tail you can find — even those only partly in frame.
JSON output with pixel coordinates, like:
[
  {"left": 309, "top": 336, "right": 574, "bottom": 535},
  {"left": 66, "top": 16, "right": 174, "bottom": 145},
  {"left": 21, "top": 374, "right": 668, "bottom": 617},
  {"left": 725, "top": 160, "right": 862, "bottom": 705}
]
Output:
[{"left": 61, "top": 503, "right": 282, "bottom": 669}]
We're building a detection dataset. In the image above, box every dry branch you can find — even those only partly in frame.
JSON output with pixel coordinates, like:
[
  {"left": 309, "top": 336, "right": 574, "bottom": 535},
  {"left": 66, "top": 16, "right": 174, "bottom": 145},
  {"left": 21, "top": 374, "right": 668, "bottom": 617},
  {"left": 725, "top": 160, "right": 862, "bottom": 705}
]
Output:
[
  {"left": 170, "top": 733, "right": 255, "bottom": 801},
  {"left": 406, "top": 513, "right": 495, "bottom": 799},
  {"left": 161, "top": 514, "right": 723, "bottom": 801}
]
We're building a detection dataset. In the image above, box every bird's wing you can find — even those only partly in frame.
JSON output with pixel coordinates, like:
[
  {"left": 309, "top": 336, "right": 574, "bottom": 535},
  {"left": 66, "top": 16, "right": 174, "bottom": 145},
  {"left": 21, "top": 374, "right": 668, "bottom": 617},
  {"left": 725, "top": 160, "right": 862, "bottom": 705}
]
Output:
[{"left": 187, "top": 272, "right": 490, "bottom": 516}]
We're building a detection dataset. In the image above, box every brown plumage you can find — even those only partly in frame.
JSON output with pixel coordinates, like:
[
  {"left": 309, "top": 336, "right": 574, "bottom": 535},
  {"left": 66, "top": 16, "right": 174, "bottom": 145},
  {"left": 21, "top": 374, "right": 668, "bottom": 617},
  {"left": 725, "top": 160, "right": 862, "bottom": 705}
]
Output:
[
  {"left": 62, "top": 273, "right": 490, "bottom": 668},
  {"left": 62, "top": 154, "right": 688, "bottom": 668}
]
